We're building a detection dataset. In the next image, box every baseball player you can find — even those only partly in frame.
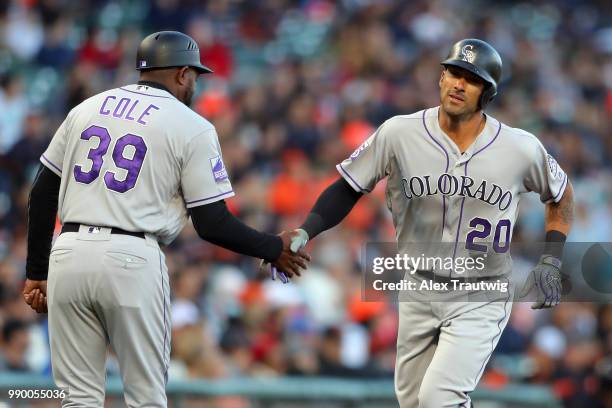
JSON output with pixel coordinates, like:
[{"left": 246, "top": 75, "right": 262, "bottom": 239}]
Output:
[
  {"left": 22, "top": 31, "right": 309, "bottom": 407},
  {"left": 287, "top": 39, "right": 574, "bottom": 407}
]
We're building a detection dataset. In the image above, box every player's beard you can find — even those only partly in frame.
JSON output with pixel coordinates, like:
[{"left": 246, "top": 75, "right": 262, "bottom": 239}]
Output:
[
  {"left": 442, "top": 92, "right": 480, "bottom": 121},
  {"left": 182, "top": 87, "right": 194, "bottom": 106}
]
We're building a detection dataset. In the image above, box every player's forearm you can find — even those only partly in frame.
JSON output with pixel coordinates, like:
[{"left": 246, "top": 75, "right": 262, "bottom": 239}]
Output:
[
  {"left": 545, "top": 181, "right": 574, "bottom": 236},
  {"left": 300, "top": 177, "right": 363, "bottom": 239},
  {"left": 543, "top": 181, "right": 573, "bottom": 258},
  {"left": 26, "top": 165, "right": 60, "bottom": 280},
  {"left": 190, "top": 201, "right": 282, "bottom": 262}
]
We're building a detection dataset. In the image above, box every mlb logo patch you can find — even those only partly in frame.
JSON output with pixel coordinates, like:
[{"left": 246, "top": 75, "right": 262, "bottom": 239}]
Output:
[
  {"left": 210, "top": 156, "right": 228, "bottom": 183},
  {"left": 140, "top": 60, "right": 147, "bottom": 68}
]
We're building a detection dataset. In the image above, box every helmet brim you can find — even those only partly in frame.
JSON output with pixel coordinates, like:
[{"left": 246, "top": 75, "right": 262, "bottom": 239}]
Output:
[
  {"left": 441, "top": 60, "right": 494, "bottom": 87},
  {"left": 137, "top": 63, "right": 214, "bottom": 74},
  {"left": 192, "top": 63, "right": 214, "bottom": 74}
]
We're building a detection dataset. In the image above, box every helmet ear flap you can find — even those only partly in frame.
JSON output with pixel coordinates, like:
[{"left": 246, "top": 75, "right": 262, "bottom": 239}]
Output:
[{"left": 479, "top": 83, "right": 497, "bottom": 109}]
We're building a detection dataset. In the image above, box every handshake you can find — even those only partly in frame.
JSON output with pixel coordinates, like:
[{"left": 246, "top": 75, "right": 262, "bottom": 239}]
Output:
[{"left": 260, "top": 229, "right": 310, "bottom": 284}]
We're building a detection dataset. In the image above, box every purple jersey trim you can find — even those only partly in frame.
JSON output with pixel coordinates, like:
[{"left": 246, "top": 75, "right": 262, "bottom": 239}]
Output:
[
  {"left": 552, "top": 172, "right": 568, "bottom": 202},
  {"left": 422, "top": 109, "right": 450, "bottom": 233},
  {"left": 337, "top": 163, "right": 371, "bottom": 193},
  {"left": 451, "top": 119, "right": 502, "bottom": 269},
  {"left": 452, "top": 162, "right": 470, "bottom": 273},
  {"left": 119, "top": 87, "right": 173, "bottom": 99},
  {"left": 41, "top": 154, "right": 62, "bottom": 174},
  {"left": 473, "top": 119, "right": 502, "bottom": 156},
  {"left": 186, "top": 190, "right": 234, "bottom": 206}
]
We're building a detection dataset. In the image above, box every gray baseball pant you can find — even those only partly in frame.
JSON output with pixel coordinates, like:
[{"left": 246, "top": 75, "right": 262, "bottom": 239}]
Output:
[
  {"left": 394, "top": 274, "right": 513, "bottom": 408},
  {"left": 47, "top": 226, "right": 170, "bottom": 407}
]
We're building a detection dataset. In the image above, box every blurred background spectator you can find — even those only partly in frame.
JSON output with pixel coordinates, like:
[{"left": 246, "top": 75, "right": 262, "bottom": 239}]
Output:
[{"left": 0, "top": 0, "right": 611, "bottom": 407}]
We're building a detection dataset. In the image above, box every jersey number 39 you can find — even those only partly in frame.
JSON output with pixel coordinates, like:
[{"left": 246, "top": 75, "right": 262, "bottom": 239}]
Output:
[{"left": 74, "top": 125, "right": 147, "bottom": 193}]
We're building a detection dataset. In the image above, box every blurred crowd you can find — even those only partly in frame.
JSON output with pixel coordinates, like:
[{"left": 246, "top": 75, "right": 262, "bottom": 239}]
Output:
[{"left": 0, "top": 0, "right": 611, "bottom": 407}]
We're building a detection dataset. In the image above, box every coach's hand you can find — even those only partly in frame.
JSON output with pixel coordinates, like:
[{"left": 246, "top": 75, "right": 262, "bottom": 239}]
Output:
[
  {"left": 272, "top": 230, "right": 311, "bottom": 279},
  {"left": 518, "top": 255, "right": 562, "bottom": 309},
  {"left": 23, "top": 279, "right": 48, "bottom": 314}
]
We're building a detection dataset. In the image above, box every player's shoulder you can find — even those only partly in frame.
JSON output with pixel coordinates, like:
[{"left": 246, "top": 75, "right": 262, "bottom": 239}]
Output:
[
  {"left": 177, "top": 107, "right": 216, "bottom": 138},
  {"left": 498, "top": 121, "right": 544, "bottom": 147},
  {"left": 495, "top": 119, "right": 546, "bottom": 158},
  {"left": 377, "top": 109, "right": 427, "bottom": 137},
  {"left": 383, "top": 110, "right": 426, "bottom": 126}
]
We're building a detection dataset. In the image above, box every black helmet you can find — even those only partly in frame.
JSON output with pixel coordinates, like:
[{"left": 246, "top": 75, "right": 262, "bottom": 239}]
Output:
[
  {"left": 441, "top": 38, "right": 502, "bottom": 108},
  {"left": 136, "top": 31, "right": 213, "bottom": 74}
]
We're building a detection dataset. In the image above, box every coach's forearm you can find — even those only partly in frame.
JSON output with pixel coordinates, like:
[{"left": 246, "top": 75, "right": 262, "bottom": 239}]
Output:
[
  {"left": 300, "top": 177, "right": 363, "bottom": 239},
  {"left": 545, "top": 181, "right": 574, "bottom": 235},
  {"left": 26, "top": 165, "right": 60, "bottom": 280},
  {"left": 190, "top": 201, "right": 282, "bottom": 262}
]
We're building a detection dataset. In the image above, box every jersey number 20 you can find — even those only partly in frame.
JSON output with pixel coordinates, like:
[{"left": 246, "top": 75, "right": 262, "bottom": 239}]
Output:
[
  {"left": 466, "top": 217, "right": 511, "bottom": 253},
  {"left": 74, "top": 125, "right": 147, "bottom": 193}
]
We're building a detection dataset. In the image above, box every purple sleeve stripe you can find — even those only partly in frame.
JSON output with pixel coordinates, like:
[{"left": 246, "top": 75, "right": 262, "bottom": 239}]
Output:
[
  {"left": 41, "top": 154, "right": 62, "bottom": 174},
  {"left": 119, "top": 87, "right": 173, "bottom": 99},
  {"left": 552, "top": 173, "right": 568, "bottom": 202},
  {"left": 186, "top": 190, "right": 234, "bottom": 205},
  {"left": 336, "top": 163, "right": 370, "bottom": 193}
]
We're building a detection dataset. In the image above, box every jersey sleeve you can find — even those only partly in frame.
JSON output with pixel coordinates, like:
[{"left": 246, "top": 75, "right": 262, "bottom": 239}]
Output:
[
  {"left": 523, "top": 140, "right": 568, "bottom": 203},
  {"left": 40, "top": 113, "right": 72, "bottom": 176},
  {"left": 181, "top": 128, "right": 234, "bottom": 208},
  {"left": 336, "top": 121, "right": 393, "bottom": 193}
]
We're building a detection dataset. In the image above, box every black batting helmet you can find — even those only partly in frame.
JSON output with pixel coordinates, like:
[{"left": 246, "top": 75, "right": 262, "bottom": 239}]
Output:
[
  {"left": 136, "top": 31, "right": 213, "bottom": 74},
  {"left": 441, "top": 38, "right": 502, "bottom": 109}
]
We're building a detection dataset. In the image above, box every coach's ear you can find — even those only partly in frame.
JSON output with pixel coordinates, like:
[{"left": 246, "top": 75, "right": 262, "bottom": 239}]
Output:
[
  {"left": 439, "top": 68, "right": 445, "bottom": 88},
  {"left": 176, "top": 66, "right": 191, "bottom": 86}
]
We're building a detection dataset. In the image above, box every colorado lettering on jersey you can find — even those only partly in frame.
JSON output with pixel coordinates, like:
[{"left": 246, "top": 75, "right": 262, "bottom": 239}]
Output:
[
  {"left": 99, "top": 95, "right": 160, "bottom": 125},
  {"left": 401, "top": 174, "right": 513, "bottom": 211}
]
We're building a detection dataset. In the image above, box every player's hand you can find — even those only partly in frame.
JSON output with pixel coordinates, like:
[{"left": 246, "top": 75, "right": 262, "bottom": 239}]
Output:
[
  {"left": 289, "top": 229, "right": 309, "bottom": 253},
  {"left": 518, "top": 255, "right": 562, "bottom": 309},
  {"left": 23, "top": 279, "right": 48, "bottom": 314},
  {"left": 272, "top": 230, "right": 311, "bottom": 279}
]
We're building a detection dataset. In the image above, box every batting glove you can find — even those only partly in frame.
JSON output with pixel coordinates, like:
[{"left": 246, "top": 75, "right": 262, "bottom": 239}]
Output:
[
  {"left": 518, "top": 255, "right": 562, "bottom": 309},
  {"left": 259, "top": 229, "right": 309, "bottom": 284},
  {"left": 259, "top": 259, "right": 289, "bottom": 284},
  {"left": 290, "top": 229, "right": 309, "bottom": 253}
]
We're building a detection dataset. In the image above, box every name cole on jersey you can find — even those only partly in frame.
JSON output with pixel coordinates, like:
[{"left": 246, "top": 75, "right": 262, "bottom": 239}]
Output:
[{"left": 401, "top": 173, "right": 513, "bottom": 211}]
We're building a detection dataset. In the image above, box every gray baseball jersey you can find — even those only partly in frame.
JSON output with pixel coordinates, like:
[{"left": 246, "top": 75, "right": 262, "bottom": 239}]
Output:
[
  {"left": 41, "top": 83, "right": 234, "bottom": 245},
  {"left": 41, "top": 83, "right": 233, "bottom": 406},
  {"left": 338, "top": 107, "right": 567, "bottom": 272},
  {"left": 337, "top": 106, "right": 568, "bottom": 408}
]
